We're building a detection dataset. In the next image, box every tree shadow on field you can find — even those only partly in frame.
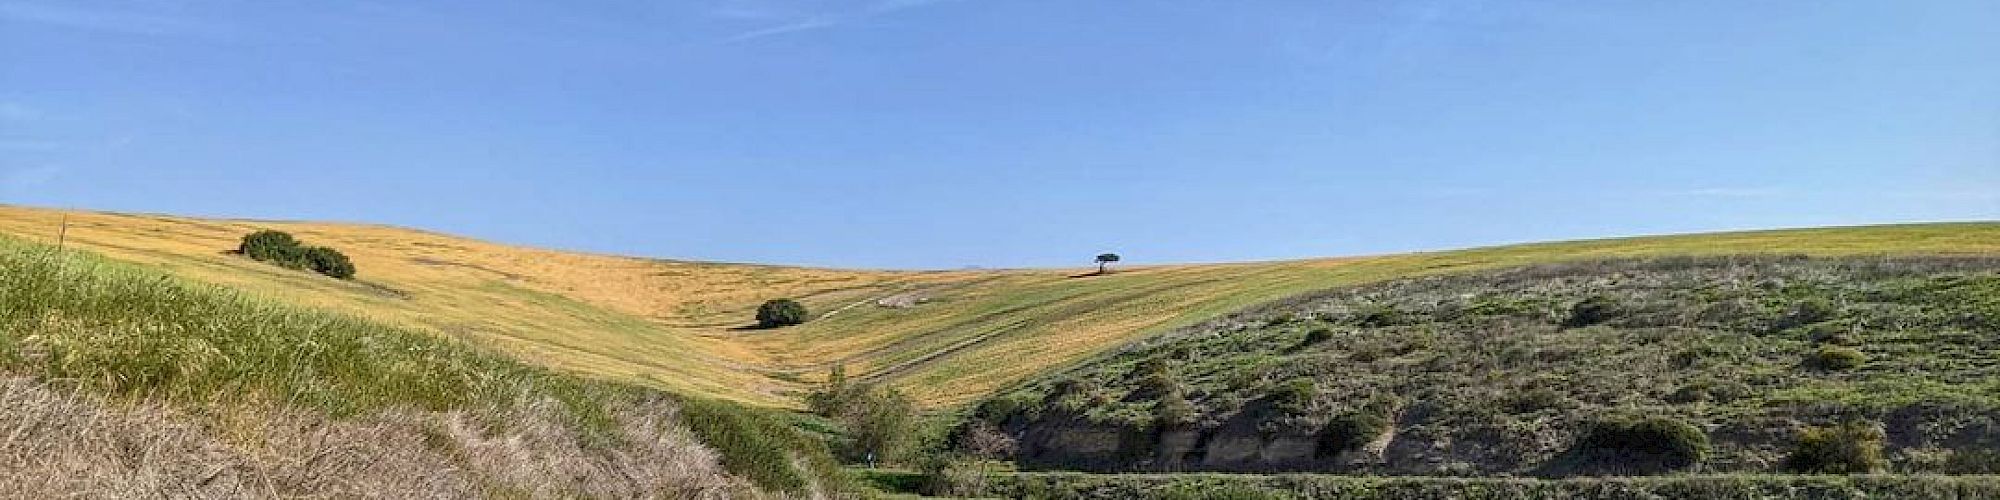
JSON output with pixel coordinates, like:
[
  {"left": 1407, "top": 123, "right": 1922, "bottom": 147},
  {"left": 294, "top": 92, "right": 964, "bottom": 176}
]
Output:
[{"left": 1067, "top": 270, "right": 1115, "bottom": 279}]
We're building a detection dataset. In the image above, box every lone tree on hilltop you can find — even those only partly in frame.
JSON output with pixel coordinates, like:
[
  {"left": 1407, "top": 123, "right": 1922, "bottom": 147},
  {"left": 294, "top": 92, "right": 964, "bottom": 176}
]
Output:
[
  {"left": 1094, "top": 253, "right": 1121, "bottom": 274},
  {"left": 756, "top": 298, "right": 810, "bottom": 328}
]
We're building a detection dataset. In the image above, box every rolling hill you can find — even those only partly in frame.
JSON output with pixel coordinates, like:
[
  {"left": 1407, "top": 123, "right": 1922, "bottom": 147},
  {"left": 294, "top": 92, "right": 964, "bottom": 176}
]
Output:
[{"left": 2, "top": 203, "right": 1995, "bottom": 409}]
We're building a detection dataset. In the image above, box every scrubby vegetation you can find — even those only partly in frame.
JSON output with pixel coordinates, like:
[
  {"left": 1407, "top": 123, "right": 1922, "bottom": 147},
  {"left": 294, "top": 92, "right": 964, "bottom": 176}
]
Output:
[
  {"left": 1784, "top": 422, "right": 1887, "bottom": 474},
  {"left": 1572, "top": 416, "right": 1709, "bottom": 473},
  {"left": 755, "top": 298, "right": 810, "bottom": 328},
  {"left": 805, "top": 366, "right": 920, "bottom": 465},
  {"left": 0, "top": 236, "right": 846, "bottom": 497},
  {"left": 236, "top": 229, "right": 355, "bottom": 279},
  {"left": 974, "top": 473, "right": 2000, "bottom": 499},
  {"left": 977, "top": 256, "right": 2000, "bottom": 476}
]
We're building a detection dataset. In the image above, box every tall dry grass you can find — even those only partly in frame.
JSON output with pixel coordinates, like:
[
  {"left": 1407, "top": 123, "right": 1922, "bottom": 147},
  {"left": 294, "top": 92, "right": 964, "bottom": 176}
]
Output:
[{"left": 0, "top": 377, "right": 743, "bottom": 498}]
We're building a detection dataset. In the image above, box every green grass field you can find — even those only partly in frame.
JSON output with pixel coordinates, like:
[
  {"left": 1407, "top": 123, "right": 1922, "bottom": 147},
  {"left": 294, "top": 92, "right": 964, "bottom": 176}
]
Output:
[{"left": 4, "top": 204, "right": 1995, "bottom": 409}]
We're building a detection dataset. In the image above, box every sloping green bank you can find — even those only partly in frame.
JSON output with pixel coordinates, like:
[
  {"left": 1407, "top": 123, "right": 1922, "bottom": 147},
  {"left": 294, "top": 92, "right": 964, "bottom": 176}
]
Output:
[
  {"left": 0, "top": 236, "right": 844, "bottom": 497},
  {"left": 983, "top": 473, "right": 2000, "bottom": 499}
]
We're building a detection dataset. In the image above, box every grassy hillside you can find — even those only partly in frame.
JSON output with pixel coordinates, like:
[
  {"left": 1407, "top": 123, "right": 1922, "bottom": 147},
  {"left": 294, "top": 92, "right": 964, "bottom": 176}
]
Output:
[
  {"left": 978, "top": 256, "right": 2000, "bottom": 476},
  {"left": 0, "top": 234, "right": 860, "bottom": 497},
  {"left": 3, "top": 204, "right": 1996, "bottom": 408}
]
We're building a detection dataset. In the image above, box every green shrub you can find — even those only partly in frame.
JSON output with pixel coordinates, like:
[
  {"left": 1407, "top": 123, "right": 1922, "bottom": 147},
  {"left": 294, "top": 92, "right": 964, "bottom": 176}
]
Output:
[
  {"left": 920, "top": 453, "right": 989, "bottom": 497},
  {"left": 1576, "top": 416, "right": 1709, "bottom": 470},
  {"left": 1316, "top": 411, "right": 1390, "bottom": 457},
  {"left": 300, "top": 246, "right": 356, "bottom": 279},
  {"left": 1805, "top": 346, "right": 1867, "bottom": 371},
  {"left": 755, "top": 298, "right": 809, "bottom": 328},
  {"left": 238, "top": 229, "right": 301, "bottom": 263},
  {"left": 804, "top": 366, "right": 917, "bottom": 464},
  {"left": 1784, "top": 422, "right": 1886, "bottom": 474},
  {"left": 1273, "top": 378, "right": 1317, "bottom": 412},
  {"left": 236, "top": 230, "right": 356, "bottom": 279},
  {"left": 1564, "top": 295, "right": 1623, "bottom": 328}
]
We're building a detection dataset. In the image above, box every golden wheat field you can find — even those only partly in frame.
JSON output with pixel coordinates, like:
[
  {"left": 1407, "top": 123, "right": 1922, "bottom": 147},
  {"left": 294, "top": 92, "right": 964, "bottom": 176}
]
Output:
[{"left": 4, "top": 204, "right": 1996, "bottom": 408}]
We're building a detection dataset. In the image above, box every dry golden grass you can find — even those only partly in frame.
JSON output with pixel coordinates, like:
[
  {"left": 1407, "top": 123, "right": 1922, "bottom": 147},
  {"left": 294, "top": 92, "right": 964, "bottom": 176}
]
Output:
[
  {"left": 0, "top": 376, "right": 745, "bottom": 499},
  {"left": 4, "top": 204, "right": 1996, "bottom": 408}
]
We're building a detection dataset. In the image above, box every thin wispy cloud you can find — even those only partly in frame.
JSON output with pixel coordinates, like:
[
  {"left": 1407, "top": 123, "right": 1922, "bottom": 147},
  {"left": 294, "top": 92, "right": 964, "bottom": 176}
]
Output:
[
  {"left": 0, "top": 1, "right": 219, "bottom": 37},
  {"left": 720, "top": 16, "right": 838, "bottom": 43},
  {"left": 714, "top": 0, "right": 960, "bottom": 43},
  {"left": 1661, "top": 187, "right": 1787, "bottom": 199}
]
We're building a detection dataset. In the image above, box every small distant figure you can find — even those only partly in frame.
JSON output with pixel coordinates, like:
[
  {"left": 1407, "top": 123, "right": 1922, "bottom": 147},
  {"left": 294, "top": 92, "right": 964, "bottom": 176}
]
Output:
[{"left": 1094, "top": 253, "right": 1121, "bottom": 274}]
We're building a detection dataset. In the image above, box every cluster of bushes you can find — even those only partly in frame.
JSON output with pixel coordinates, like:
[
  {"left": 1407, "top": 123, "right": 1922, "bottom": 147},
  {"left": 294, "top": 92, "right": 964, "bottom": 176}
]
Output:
[
  {"left": 237, "top": 230, "right": 355, "bottom": 279},
  {"left": 804, "top": 366, "right": 917, "bottom": 464}
]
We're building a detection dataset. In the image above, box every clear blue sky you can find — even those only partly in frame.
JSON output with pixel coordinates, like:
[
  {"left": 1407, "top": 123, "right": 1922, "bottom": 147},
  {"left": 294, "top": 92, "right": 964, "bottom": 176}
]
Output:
[{"left": 3, "top": 1, "right": 1996, "bottom": 269}]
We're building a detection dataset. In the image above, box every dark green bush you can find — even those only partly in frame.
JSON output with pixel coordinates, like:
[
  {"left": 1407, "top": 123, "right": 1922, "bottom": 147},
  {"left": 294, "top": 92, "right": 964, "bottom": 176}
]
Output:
[
  {"left": 1576, "top": 416, "right": 1709, "bottom": 470},
  {"left": 755, "top": 298, "right": 809, "bottom": 328},
  {"left": 236, "top": 230, "right": 356, "bottom": 279},
  {"left": 1316, "top": 411, "right": 1391, "bottom": 457},
  {"left": 1805, "top": 346, "right": 1866, "bottom": 370},
  {"left": 300, "top": 246, "right": 356, "bottom": 279},
  {"left": 1564, "top": 295, "right": 1623, "bottom": 328},
  {"left": 239, "top": 230, "right": 301, "bottom": 262},
  {"left": 1784, "top": 422, "right": 1886, "bottom": 474}
]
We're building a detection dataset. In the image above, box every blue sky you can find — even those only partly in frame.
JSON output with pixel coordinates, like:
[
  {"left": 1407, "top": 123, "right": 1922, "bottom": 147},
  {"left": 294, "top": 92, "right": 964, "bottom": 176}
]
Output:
[{"left": 2, "top": 1, "right": 1996, "bottom": 269}]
